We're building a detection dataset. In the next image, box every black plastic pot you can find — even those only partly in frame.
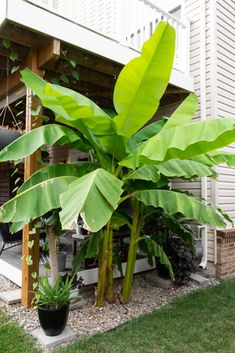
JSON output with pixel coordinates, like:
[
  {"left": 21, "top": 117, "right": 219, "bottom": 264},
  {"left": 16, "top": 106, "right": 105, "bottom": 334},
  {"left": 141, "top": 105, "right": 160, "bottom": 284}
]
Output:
[
  {"left": 38, "top": 304, "right": 69, "bottom": 336},
  {"left": 0, "top": 129, "right": 21, "bottom": 150}
]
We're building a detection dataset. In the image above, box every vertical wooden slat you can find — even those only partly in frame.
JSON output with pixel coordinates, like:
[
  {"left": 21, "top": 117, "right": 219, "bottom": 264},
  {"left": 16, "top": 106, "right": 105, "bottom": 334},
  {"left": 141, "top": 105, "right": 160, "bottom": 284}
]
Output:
[{"left": 21, "top": 49, "right": 44, "bottom": 308}]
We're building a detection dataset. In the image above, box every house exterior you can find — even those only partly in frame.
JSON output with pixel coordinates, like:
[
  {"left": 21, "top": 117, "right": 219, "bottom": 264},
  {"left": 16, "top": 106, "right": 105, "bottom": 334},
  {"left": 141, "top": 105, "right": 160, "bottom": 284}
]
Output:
[
  {"left": 182, "top": 0, "right": 235, "bottom": 277},
  {"left": 0, "top": 0, "right": 234, "bottom": 304}
]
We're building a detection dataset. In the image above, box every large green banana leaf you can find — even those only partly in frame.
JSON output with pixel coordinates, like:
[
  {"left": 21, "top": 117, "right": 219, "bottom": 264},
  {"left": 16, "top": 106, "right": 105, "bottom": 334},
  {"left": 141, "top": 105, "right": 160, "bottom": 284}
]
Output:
[
  {"left": 157, "top": 159, "right": 216, "bottom": 179},
  {"left": 19, "top": 162, "right": 96, "bottom": 193},
  {"left": 194, "top": 150, "right": 235, "bottom": 167},
  {"left": 129, "top": 119, "right": 166, "bottom": 149},
  {"left": 125, "top": 159, "right": 215, "bottom": 182},
  {"left": 0, "top": 124, "right": 81, "bottom": 162},
  {"left": 21, "top": 68, "right": 109, "bottom": 123},
  {"left": 45, "top": 84, "right": 127, "bottom": 160},
  {"left": 120, "top": 118, "right": 235, "bottom": 168},
  {"left": 59, "top": 169, "right": 123, "bottom": 232},
  {"left": 21, "top": 69, "right": 127, "bottom": 160},
  {"left": 43, "top": 84, "right": 115, "bottom": 133},
  {"left": 0, "top": 176, "right": 78, "bottom": 229},
  {"left": 136, "top": 189, "right": 225, "bottom": 228},
  {"left": 209, "top": 150, "right": 235, "bottom": 166},
  {"left": 162, "top": 93, "right": 198, "bottom": 131},
  {"left": 125, "top": 165, "right": 160, "bottom": 182},
  {"left": 128, "top": 93, "right": 197, "bottom": 148},
  {"left": 192, "top": 150, "right": 235, "bottom": 167},
  {"left": 113, "top": 22, "right": 175, "bottom": 137}
]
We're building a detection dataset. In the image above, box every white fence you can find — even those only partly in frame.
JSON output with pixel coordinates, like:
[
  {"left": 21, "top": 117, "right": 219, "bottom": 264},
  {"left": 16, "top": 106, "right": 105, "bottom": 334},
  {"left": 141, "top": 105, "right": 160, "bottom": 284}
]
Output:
[{"left": 26, "top": 0, "right": 189, "bottom": 74}]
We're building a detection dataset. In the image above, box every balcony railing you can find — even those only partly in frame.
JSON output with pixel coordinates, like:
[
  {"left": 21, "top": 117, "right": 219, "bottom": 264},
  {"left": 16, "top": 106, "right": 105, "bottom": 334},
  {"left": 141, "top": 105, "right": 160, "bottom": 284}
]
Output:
[{"left": 26, "top": 0, "right": 189, "bottom": 74}]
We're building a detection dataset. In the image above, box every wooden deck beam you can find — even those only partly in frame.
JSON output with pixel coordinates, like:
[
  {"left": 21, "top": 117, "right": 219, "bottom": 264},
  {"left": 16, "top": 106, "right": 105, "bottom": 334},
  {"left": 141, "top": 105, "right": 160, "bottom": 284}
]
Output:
[
  {"left": 38, "top": 38, "right": 60, "bottom": 68},
  {"left": 0, "top": 23, "right": 46, "bottom": 48},
  {"left": 61, "top": 44, "right": 122, "bottom": 78}
]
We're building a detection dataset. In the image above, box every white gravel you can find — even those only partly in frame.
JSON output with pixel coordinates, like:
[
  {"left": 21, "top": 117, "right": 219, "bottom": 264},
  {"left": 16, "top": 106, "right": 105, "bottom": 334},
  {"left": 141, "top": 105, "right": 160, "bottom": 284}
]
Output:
[{"left": 0, "top": 273, "right": 220, "bottom": 351}]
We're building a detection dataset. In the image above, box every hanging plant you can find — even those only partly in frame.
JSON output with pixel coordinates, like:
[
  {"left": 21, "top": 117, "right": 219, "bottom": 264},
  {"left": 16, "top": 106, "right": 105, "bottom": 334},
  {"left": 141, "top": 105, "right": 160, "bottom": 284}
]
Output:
[{"left": 0, "top": 126, "right": 21, "bottom": 150}]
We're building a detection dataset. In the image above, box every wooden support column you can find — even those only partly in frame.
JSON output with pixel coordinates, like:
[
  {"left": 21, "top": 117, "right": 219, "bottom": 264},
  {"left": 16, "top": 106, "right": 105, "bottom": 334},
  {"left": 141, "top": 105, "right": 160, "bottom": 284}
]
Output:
[{"left": 21, "top": 49, "right": 44, "bottom": 307}]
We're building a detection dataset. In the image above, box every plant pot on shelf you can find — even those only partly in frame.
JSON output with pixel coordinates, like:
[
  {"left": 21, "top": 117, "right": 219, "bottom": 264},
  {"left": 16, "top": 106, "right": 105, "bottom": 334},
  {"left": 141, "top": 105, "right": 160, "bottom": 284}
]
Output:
[
  {"left": 0, "top": 128, "right": 21, "bottom": 150},
  {"left": 38, "top": 304, "right": 69, "bottom": 336}
]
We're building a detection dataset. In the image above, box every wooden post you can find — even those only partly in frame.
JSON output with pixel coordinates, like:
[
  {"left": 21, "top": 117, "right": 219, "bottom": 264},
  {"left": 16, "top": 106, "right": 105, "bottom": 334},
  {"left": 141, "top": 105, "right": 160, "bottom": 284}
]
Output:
[{"left": 21, "top": 49, "right": 44, "bottom": 307}]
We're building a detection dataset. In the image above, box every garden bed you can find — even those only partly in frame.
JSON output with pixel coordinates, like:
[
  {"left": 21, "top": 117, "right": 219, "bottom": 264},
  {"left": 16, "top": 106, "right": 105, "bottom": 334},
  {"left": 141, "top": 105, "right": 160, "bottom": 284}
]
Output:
[{"left": 0, "top": 272, "right": 218, "bottom": 350}]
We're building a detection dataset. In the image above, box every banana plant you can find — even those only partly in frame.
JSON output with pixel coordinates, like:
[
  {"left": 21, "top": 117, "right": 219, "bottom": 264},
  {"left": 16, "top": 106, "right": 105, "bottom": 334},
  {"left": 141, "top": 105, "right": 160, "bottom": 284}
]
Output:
[{"left": 1, "top": 22, "right": 235, "bottom": 306}]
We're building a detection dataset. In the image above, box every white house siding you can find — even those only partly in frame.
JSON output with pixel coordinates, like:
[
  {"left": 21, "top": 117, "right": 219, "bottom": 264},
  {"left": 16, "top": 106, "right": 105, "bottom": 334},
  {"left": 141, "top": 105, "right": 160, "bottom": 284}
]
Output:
[
  {"left": 216, "top": 0, "right": 235, "bottom": 229},
  {"left": 171, "top": 0, "right": 201, "bottom": 204},
  {"left": 184, "top": 0, "right": 235, "bottom": 262}
]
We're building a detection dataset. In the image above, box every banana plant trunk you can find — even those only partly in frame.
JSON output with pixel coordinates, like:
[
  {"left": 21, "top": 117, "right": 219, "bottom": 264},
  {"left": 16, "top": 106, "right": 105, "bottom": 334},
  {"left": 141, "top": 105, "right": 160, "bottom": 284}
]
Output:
[
  {"left": 96, "top": 224, "right": 112, "bottom": 306},
  {"left": 46, "top": 226, "right": 58, "bottom": 285},
  {"left": 106, "top": 228, "right": 114, "bottom": 303},
  {"left": 121, "top": 199, "right": 142, "bottom": 303}
]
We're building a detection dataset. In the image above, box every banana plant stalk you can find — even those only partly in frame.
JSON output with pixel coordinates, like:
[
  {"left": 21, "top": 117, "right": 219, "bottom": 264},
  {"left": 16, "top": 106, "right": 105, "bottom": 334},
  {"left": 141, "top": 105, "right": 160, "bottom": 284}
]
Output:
[
  {"left": 106, "top": 228, "right": 114, "bottom": 303},
  {"left": 96, "top": 224, "right": 111, "bottom": 306},
  {"left": 121, "top": 199, "right": 143, "bottom": 303}
]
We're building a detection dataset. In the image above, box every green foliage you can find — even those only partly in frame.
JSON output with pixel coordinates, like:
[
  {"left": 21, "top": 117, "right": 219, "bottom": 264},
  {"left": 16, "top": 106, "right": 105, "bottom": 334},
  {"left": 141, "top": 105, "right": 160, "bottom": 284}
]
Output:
[
  {"left": 162, "top": 93, "right": 198, "bottom": 131},
  {"left": 3, "top": 39, "right": 11, "bottom": 49},
  {"left": 0, "top": 124, "right": 82, "bottom": 162},
  {"left": 21, "top": 69, "right": 126, "bottom": 160},
  {"left": 113, "top": 22, "right": 175, "bottom": 137},
  {"left": 121, "top": 118, "right": 235, "bottom": 168},
  {"left": 0, "top": 176, "right": 78, "bottom": 230},
  {"left": 19, "top": 162, "right": 96, "bottom": 193},
  {"left": 136, "top": 189, "right": 225, "bottom": 228},
  {"left": 125, "top": 165, "right": 160, "bottom": 182},
  {"left": 130, "top": 119, "right": 167, "bottom": 145},
  {"left": 59, "top": 169, "right": 123, "bottom": 232},
  {"left": 156, "top": 159, "right": 216, "bottom": 179},
  {"left": 1, "top": 21, "right": 235, "bottom": 306},
  {"left": 125, "top": 159, "right": 215, "bottom": 182},
  {"left": 33, "top": 275, "right": 78, "bottom": 309}
]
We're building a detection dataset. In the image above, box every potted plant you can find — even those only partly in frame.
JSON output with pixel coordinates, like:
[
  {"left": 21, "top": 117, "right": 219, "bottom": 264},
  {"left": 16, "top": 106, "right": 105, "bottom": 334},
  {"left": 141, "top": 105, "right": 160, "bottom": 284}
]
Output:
[{"left": 33, "top": 275, "right": 79, "bottom": 336}]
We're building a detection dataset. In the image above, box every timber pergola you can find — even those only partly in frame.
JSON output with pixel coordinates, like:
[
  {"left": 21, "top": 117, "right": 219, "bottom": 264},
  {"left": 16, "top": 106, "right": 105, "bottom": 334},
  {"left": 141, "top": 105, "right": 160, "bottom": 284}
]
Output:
[{"left": 0, "top": 21, "right": 188, "bottom": 307}]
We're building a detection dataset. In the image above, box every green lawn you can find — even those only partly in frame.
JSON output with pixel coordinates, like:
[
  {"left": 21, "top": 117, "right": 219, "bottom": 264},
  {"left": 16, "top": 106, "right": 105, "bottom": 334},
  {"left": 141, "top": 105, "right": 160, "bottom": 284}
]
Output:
[
  {"left": 0, "top": 310, "right": 41, "bottom": 353},
  {"left": 1, "top": 280, "right": 235, "bottom": 353},
  {"left": 55, "top": 279, "right": 235, "bottom": 353}
]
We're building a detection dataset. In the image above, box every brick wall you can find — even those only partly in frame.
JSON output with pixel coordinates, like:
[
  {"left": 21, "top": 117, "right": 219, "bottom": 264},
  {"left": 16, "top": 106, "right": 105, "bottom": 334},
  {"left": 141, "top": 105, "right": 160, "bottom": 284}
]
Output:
[{"left": 216, "top": 229, "right": 235, "bottom": 279}]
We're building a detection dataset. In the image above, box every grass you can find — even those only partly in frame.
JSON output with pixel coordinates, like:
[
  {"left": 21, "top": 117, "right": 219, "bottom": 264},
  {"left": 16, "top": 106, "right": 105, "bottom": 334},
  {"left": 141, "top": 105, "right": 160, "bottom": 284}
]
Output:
[
  {"left": 1, "top": 279, "right": 235, "bottom": 353},
  {"left": 0, "top": 310, "right": 41, "bottom": 353},
  {"left": 54, "top": 279, "right": 235, "bottom": 353}
]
